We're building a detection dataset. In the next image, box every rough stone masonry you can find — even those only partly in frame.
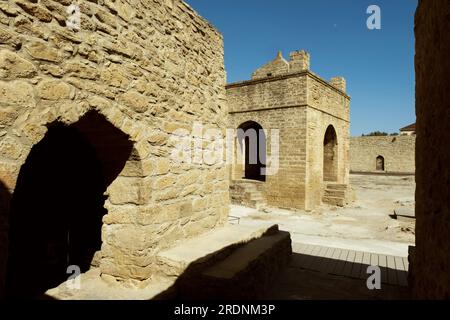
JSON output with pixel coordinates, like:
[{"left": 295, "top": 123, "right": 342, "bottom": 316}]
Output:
[
  {"left": 227, "top": 50, "right": 351, "bottom": 210},
  {"left": 350, "top": 135, "right": 415, "bottom": 174},
  {"left": 0, "top": 0, "right": 228, "bottom": 298}
]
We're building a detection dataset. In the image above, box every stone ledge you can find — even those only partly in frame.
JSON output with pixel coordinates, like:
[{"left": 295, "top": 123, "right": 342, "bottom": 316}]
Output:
[
  {"left": 156, "top": 223, "right": 279, "bottom": 277},
  {"left": 226, "top": 70, "right": 350, "bottom": 99},
  {"left": 178, "top": 231, "right": 292, "bottom": 299}
]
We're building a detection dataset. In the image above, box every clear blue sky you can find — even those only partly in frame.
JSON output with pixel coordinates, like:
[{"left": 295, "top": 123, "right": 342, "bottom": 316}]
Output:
[{"left": 185, "top": 0, "right": 417, "bottom": 136}]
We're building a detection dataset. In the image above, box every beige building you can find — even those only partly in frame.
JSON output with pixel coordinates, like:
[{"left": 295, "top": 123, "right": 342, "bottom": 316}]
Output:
[
  {"left": 400, "top": 123, "right": 416, "bottom": 136},
  {"left": 227, "top": 50, "right": 351, "bottom": 210},
  {"left": 0, "top": 0, "right": 229, "bottom": 298}
]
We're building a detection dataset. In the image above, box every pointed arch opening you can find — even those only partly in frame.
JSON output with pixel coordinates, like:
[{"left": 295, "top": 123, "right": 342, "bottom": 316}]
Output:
[
  {"left": 6, "top": 110, "right": 134, "bottom": 298},
  {"left": 323, "top": 125, "right": 338, "bottom": 182},
  {"left": 376, "top": 155, "right": 385, "bottom": 171},
  {"left": 237, "top": 121, "right": 266, "bottom": 182}
]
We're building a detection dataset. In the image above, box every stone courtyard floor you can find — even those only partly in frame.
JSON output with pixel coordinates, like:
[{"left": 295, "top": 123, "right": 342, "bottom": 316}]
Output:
[
  {"left": 230, "top": 174, "right": 416, "bottom": 257},
  {"left": 231, "top": 173, "right": 415, "bottom": 299},
  {"left": 44, "top": 174, "right": 415, "bottom": 300}
]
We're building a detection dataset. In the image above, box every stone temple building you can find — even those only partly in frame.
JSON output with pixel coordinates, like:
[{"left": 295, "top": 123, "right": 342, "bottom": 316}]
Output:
[
  {"left": 0, "top": 0, "right": 233, "bottom": 298},
  {"left": 227, "top": 50, "right": 352, "bottom": 210}
]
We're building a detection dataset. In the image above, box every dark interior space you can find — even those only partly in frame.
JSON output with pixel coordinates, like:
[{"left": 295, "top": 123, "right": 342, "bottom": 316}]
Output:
[
  {"left": 376, "top": 156, "right": 385, "bottom": 171},
  {"left": 0, "top": 180, "right": 11, "bottom": 299},
  {"left": 5, "top": 111, "right": 133, "bottom": 299},
  {"left": 238, "top": 121, "right": 266, "bottom": 182},
  {"left": 323, "top": 125, "right": 338, "bottom": 182}
]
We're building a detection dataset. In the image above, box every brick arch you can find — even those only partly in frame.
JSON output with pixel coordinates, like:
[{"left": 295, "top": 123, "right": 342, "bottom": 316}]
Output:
[
  {"left": 3, "top": 104, "right": 148, "bottom": 298},
  {"left": 9, "top": 101, "right": 148, "bottom": 183}
]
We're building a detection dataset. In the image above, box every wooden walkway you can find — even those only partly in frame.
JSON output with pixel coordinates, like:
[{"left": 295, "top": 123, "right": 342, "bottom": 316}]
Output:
[{"left": 291, "top": 242, "right": 409, "bottom": 287}]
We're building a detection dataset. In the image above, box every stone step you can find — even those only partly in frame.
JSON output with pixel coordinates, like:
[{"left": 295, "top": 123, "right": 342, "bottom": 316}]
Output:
[
  {"left": 250, "top": 194, "right": 264, "bottom": 200},
  {"left": 326, "top": 183, "right": 349, "bottom": 191},
  {"left": 322, "top": 195, "right": 346, "bottom": 207},
  {"left": 238, "top": 183, "right": 259, "bottom": 189},
  {"left": 177, "top": 231, "right": 292, "bottom": 299},
  {"left": 255, "top": 203, "right": 267, "bottom": 210},
  {"left": 156, "top": 224, "right": 279, "bottom": 278},
  {"left": 324, "top": 189, "right": 347, "bottom": 198}
]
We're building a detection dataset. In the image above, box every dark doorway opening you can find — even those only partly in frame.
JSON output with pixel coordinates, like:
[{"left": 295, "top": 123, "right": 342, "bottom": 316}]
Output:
[
  {"left": 5, "top": 111, "right": 133, "bottom": 299},
  {"left": 238, "top": 121, "right": 266, "bottom": 182},
  {"left": 376, "top": 156, "right": 385, "bottom": 171},
  {"left": 323, "top": 125, "right": 338, "bottom": 182}
]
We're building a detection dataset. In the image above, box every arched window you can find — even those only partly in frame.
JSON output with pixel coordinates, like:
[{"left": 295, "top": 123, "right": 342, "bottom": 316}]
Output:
[{"left": 376, "top": 156, "right": 385, "bottom": 171}]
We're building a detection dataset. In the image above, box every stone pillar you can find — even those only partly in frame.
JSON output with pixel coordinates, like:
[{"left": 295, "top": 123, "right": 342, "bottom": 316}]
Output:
[
  {"left": 289, "top": 50, "right": 310, "bottom": 72},
  {"left": 413, "top": 0, "right": 450, "bottom": 298},
  {"left": 330, "top": 77, "right": 346, "bottom": 92}
]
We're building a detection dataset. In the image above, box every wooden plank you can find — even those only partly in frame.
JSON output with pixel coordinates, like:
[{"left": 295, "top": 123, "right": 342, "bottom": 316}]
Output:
[
  {"left": 378, "top": 255, "right": 388, "bottom": 284},
  {"left": 303, "top": 245, "right": 323, "bottom": 270},
  {"left": 386, "top": 255, "right": 398, "bottom": 285},
  {"left": 360, "top": 252, "right": 372, "bottom": 279},
  {"left": 291, "top": 243, "right": 308, "bottom": 254},
  {"left": 370, "top": 253, "right": 379, "bottom": 267},
  {"left": 394, "top": 256, "right": 406, "bottom": 271},
  {"left": 309, "top": 245, "right": 329, "bottom": 272},
  {"left": 296, "top": 244, "right": 316, "bottom": 269},
  {"left": 395, "top": 256, "right": 408, "bottom": 287},
  {"left": 316, "top": 246, "right": 334, "bottom": 274},
  {"left": 351, "top": 251, "right": 363, "bottom": 278},
  {"left": 342, "top": 250, "right": 356, "bottom": 277},
  {"left": 403, "top": 257, "right": 409, "bottom": 272},
  {"left": 291, "top": 244, "right": 312, "bottom": 268},
  {"left": 326, "top": 248, "right": 342, "bottom": 274},
  {"left": 396, "top": 270, "right": 408, "bottom": 287},
  {"left": 332, "top": 249, "right": 349, "bottom": 276}
]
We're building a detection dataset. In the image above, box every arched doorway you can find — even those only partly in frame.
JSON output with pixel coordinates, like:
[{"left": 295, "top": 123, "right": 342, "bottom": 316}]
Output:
[
  {"left": 237, "top": 121, "right": 266, "bottom": 182},
  {"left": 5, "top": 111, "right": 133, "bottom": 299},
  {"left": 323, "top": 125, "right": 338, "bottom": 182},
  {"left": 376, "top": 156, "right": 385, "bottom": 171}
]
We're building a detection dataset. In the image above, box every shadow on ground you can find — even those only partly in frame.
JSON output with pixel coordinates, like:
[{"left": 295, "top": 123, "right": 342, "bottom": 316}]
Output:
[{"left": 265, "top": 252, "right": 410, "bottom": 300}]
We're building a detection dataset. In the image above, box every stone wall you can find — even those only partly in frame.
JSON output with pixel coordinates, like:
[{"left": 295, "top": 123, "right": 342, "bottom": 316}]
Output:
[
  {"left": 412, "top": 0, "right": 450, "bottom": 298},
  {"left": 350, "top": 136, "right": 415, "bottom": 174},
  {"left": 227, "top": 51, "right": 350, "bottom": 211},
  {"left": 229, "top": 107, "right": 308, "bottom": 209},
  {"left": 0, "top": 0, "right": 228, "bottom": 296},
  {"left": 306, "top": 108, "right": 350, "bottom": 209}
]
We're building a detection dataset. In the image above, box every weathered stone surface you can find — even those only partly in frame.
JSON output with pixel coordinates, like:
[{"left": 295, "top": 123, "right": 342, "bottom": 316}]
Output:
[
  {"left": 25, "top": 41, "right": 62, "bottom": 62},
  {"left": 0, "top": 80, "right": 34, "bottom": 107},
  {"left": 154, "top": 158, "right": 171, "bottom": 175},
  {"left": 350, "top": 136, "right": 415, "bottom": 174},
  {"left": 106, "top": 177, "right": 143, "bottom": 205},
  {"left": 118, "top": 90, "right": 150, "bottom": 113},
  {"left": 0, "top": 25, "right": 22, "bottom": 48},
  {"left": 0, "top": 137, "right": 23, "bottom": 160},
  {"left": 101, "top": 65, "right": 130, "bottom": 88},
  {"left": 15, "top": 0, "right": 53, "bottom": 22},
  {"left": 37, "top": 79, "right": 74, "bottom": 100},
  {"left": 0, "top": 161, "right": 19, "bottom": 189},
  {"left": 0, "top": 3, "right": 19, "bottom": 17},
  {"left": 0, "top": 0, "right": 228, "bottom": 291},
  {"left": 0, "top": 108, "right": 18, "bottom": 128},
  {"left": 63, "top": 60, "right": 98, "bottom": 80},
  {"left": 0, "top": 50, "right": 36, "bottom": 78},
  {"left": 40, "top": 64, "right": 64, "bottom": 78}
]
